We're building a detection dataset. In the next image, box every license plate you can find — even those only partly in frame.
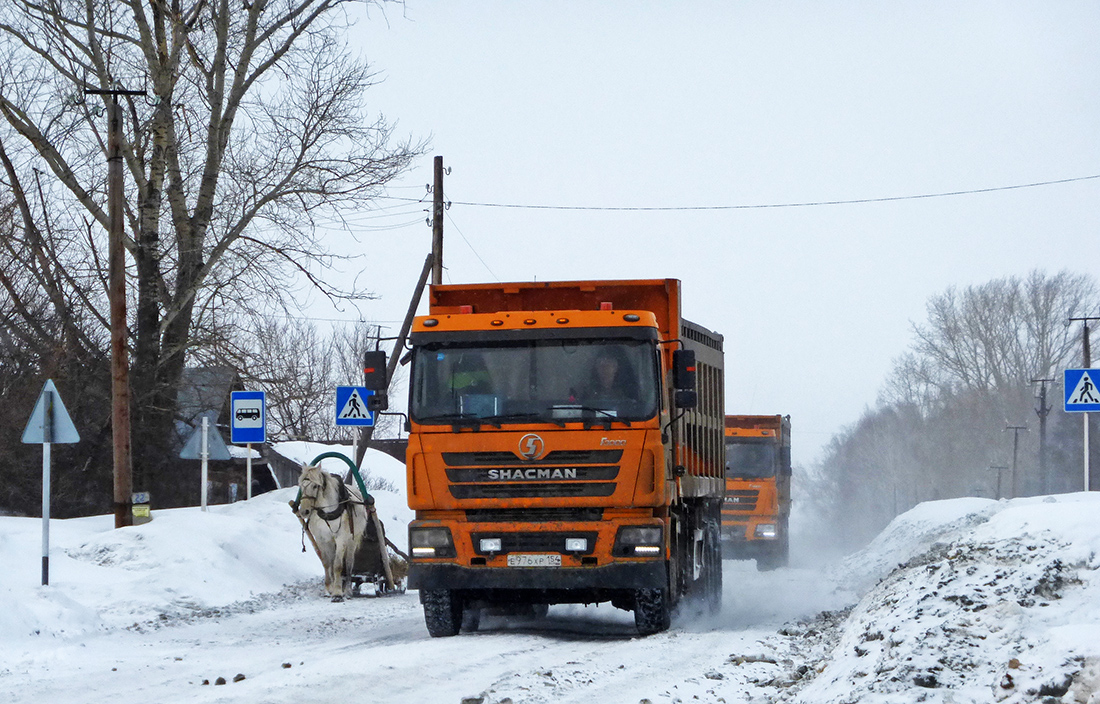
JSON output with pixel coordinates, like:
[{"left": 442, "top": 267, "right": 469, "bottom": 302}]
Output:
[{"left": 507, "top": 553, "right": 561, "bottom": 568}]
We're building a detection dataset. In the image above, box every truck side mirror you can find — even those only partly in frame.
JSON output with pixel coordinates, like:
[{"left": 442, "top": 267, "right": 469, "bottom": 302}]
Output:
[
  {"left": 367, "top": 391, "right": 389, "bottom": 412},
  {"left": 363, "top": 350, "right": 388, "bottom": 391},
  {"left": 672, "top": 349, "right": 696, "bottom": 390},
  {"left": 672, "top": 349, "right": 697, "bottom": 409},
  {"left": 674, "top": 389, "right": 698, "bottom": 409}
]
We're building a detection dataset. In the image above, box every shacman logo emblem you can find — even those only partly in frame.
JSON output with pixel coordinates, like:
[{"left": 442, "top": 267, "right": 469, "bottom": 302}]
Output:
[{"left": 518, "top": 433, "right": 545, "bottom": 461}]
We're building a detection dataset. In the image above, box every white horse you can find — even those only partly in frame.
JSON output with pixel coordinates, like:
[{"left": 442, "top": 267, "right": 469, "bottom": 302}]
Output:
[{"left": 295, "top": 464, "right": 368, "bottom": 601}]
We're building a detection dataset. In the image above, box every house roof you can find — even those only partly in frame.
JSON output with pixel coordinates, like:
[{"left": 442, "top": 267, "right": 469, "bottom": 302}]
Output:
[{"left": 175, "top": 367, "right": 242, "bottom": 443}]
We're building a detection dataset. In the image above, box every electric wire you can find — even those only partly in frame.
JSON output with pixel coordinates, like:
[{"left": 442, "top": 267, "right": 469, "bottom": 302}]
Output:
[
  {"left": 445, "top": 210, "right": 500, "bottom": 282},
  {"left": 378, "top": 173, "right": 1100, "bottom": 212}
]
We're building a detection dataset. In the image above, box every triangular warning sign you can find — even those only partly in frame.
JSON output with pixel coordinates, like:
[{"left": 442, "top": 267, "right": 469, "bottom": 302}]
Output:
[
  {"left": 22, "top": 380, "right": 80, "bottom": 444},
  {"left": 1068, "top": 370, "right": 1100, "bottom": 405},
  {"left": 338, "top": 389, "right": 372, "bottom": 419},
  {"left": 179, "top": 420, "right": 232, "bottom": 460}
]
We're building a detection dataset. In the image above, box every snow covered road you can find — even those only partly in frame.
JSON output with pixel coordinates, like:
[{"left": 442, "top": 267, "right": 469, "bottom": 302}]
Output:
[
  {"left": 5, "top": 560, "right": 850, "bottom": 704},
  {"left": 4, "top": 474, "right": 1100, "bottom": 703}
]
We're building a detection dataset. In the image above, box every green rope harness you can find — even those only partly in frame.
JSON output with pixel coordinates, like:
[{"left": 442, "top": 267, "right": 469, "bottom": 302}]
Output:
[{"left": 294, "top": 451, "right": 371, "bottom": 507}]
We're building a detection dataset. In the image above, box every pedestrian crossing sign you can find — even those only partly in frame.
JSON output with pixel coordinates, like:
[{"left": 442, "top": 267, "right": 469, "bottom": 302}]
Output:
[
  {"left": 1064, "top": 369, "right": 1100, "bottom": 412},
  {"left": 335, "top": 386, "right": 375, "bottom": 426}
]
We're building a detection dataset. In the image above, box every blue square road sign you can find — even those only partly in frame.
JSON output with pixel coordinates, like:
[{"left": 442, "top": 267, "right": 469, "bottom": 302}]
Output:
[{"left": 230, "top": 390, "right": 266, "bottom": 443}]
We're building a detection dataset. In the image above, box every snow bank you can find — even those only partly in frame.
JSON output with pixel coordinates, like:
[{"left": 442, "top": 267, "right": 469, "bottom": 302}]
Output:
[
  {"left": 796, "top": 493, "right": 1100, "bottom": 704},
  {"left": 0, "top": 489, "right": 319, "bottom": 641},
  {"left": 0, "top": 445, "right": 412, "bottom": 644}
]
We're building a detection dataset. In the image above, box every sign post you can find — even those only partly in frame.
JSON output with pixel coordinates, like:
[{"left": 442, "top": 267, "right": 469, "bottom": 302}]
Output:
[
  {"left": 1064, "top": 368, "right": 1100, "bottom": 491},
  {"left": 180, "top": 416, "right": 231, "bottom": 510},
  {"left": 230, "top": 391, "right": 266, "bottom": 499},
  {"left": 21, "top": 380, "right": 81, "bottom": 585}
]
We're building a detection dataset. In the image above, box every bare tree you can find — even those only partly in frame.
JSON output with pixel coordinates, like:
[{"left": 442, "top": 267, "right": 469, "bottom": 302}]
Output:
[
  {"left": 0, "top": 1, "right": 424, "bottom": 506},
  {"left": 820, "top": 270, "right": 1099, "bottom": 549},
  {"left": 243, "top": 315, "right": 335, "bottom": 441},
  {"left": 883, "top": 270, "right": 1098, "bottom": 409}
]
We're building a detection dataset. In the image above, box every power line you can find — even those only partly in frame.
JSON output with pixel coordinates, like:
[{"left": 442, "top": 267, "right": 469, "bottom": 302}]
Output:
[
  {"left": 378, "top": 173, "right": 1100, "bottom": 212},
  {"left": 445, "top": 211, "right": 499, "bottom": 282}
]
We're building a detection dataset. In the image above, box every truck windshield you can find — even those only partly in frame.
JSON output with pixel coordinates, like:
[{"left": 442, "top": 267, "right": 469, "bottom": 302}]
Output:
[
  {"left": 725, "top": 440, "right": 777, "bottom": 479},
  {"left": 411, "top": 339, "right": 659, "bottom": 425}
]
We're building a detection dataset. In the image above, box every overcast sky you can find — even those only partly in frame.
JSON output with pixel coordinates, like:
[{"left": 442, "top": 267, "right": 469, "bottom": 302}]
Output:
[{"left": 307, "top": 2, "right": 1100, "bottom": 467}]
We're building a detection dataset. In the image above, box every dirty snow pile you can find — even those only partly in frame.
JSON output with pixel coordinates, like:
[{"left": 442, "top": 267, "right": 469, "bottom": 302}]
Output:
[{"left": 792, "top": 493, "right": 1100, "bottom": 704}]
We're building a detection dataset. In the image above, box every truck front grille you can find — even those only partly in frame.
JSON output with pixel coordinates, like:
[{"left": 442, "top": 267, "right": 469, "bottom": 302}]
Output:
[
  {"left": 465, "top": 508, "right": 605, "bottom": 522},
  {"left": 451, "top": 483, "right": 616, "bottom": 499},
  {"left": 724, "top": 490, "right": 759, "bottom": 511}
]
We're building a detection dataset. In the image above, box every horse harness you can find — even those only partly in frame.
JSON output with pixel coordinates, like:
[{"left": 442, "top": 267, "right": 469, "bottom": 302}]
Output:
[{"left": 302, "top": 473, "right": 367, "bottom": 532}]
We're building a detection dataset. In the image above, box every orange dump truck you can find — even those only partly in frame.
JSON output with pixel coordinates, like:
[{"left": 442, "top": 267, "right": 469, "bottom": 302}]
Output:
[
  {"left": 721, "top": 415, "right": 791, "bottom": 570},
  {"left": 405, "top": 279, "right": 725, "bottom": 636}
]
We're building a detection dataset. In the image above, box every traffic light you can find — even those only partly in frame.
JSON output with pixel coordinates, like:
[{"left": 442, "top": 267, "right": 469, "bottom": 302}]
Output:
[{"left": 363, "top": 351, "right": 388, "bottom": 391}]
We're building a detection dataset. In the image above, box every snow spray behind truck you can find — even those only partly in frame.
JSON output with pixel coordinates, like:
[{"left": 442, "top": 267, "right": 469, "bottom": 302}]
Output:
[
  {"left": 721, "top": 415, "right": 791, "bottom": 570},
  {"left": 404, "top": 279, "right": 725, "bottom": 636}
]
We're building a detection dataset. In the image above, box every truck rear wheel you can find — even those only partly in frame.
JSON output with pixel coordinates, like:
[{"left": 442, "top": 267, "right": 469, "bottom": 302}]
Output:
[
  {"left": 634, "top": 588, "right": 671, "bottom": 635},
  {"left": 422, "top": 589, "right": 462, "bottom": 637},
  {"left": 705, "top": 522, "right": 723, "bottom": 614}
]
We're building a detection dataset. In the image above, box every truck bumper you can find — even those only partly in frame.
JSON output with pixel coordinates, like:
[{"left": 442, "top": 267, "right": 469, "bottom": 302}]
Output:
[
  {"left": 408, "top": 561, "right": 665, "bottom": 592},
  {"left": 721, "top": 538, "right": 777, "bottom": 559}
]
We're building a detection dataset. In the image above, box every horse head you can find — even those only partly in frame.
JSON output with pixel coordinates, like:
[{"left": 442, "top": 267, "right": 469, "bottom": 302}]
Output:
[{"left": 296, "top": 463, "right": 327, "bottom": 519}]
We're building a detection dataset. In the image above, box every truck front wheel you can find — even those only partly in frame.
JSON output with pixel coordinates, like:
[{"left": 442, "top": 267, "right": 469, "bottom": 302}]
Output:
[
  {"left": 634, "top": 588, "right": 671, "bottom": 635},
  {"left": 422, "top": 589, "right": 463, "bottom": 637}
]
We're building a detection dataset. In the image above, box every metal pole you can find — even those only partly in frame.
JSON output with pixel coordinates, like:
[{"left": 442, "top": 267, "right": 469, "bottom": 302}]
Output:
[
  {"left": 42, "top": 391, "right": 53, "bottom": 586},
  {"left": 1086, "top": 322, "right": 1092, "bottom": 492},
  {"left": 201, "top": 416, "right": 209, "bottom": 512},
  {"left": 431, "top": 156, "right": 444, "bottom": 285},
  {"left": 1070, "top": 316, "right": 1098, "bottom": 491},
  {"left": 246, "top": 443, "right": 253, "bottom": 500},
  {"left": 1086, "top": 413, "right": 1091, "bottom": 492}
]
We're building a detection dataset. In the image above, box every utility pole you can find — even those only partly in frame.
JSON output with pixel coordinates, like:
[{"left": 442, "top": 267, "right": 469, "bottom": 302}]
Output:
[
  {"left": 1069, "top": 315, "right": 1099, "bottom": 491},
  {"left": 353, "top": 254, "right": 436, "bottom": 470},
  {"left": 85, "top": 86, "right": 145, "bottom": 528},
  {"left": 1031, "top": 377, "right": 1053, "bottom": 494},
  {"left": 431, "top": 156, "right": 444, "bottom": 285},
  {"left": 1003, "top": 424, "right": 1029, "bottom": 498},
  {"left": 989, "top": 465, "right": 1008, "bottom": 499}
]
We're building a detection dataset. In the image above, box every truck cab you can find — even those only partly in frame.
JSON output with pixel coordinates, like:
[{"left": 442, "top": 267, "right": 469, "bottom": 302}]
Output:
[{"left": 721, "top": 415, "right": 791, "bottom": 570}]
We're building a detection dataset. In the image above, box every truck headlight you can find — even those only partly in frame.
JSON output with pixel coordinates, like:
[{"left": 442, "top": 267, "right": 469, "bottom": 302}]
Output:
[
  {"left": 754, "top": 523, "right": 778, "bottom": 539},
  {"left": 613, "top": 526, "right": 663, "bottom": 557},
  {"left": 409, "top": 526, "right": 456, "bottom": 558}
]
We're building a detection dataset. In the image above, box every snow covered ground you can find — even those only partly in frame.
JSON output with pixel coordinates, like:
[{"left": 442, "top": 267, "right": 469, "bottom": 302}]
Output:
[{"left": 2, "top": 446, "right": 1099, "bottom": 703}]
